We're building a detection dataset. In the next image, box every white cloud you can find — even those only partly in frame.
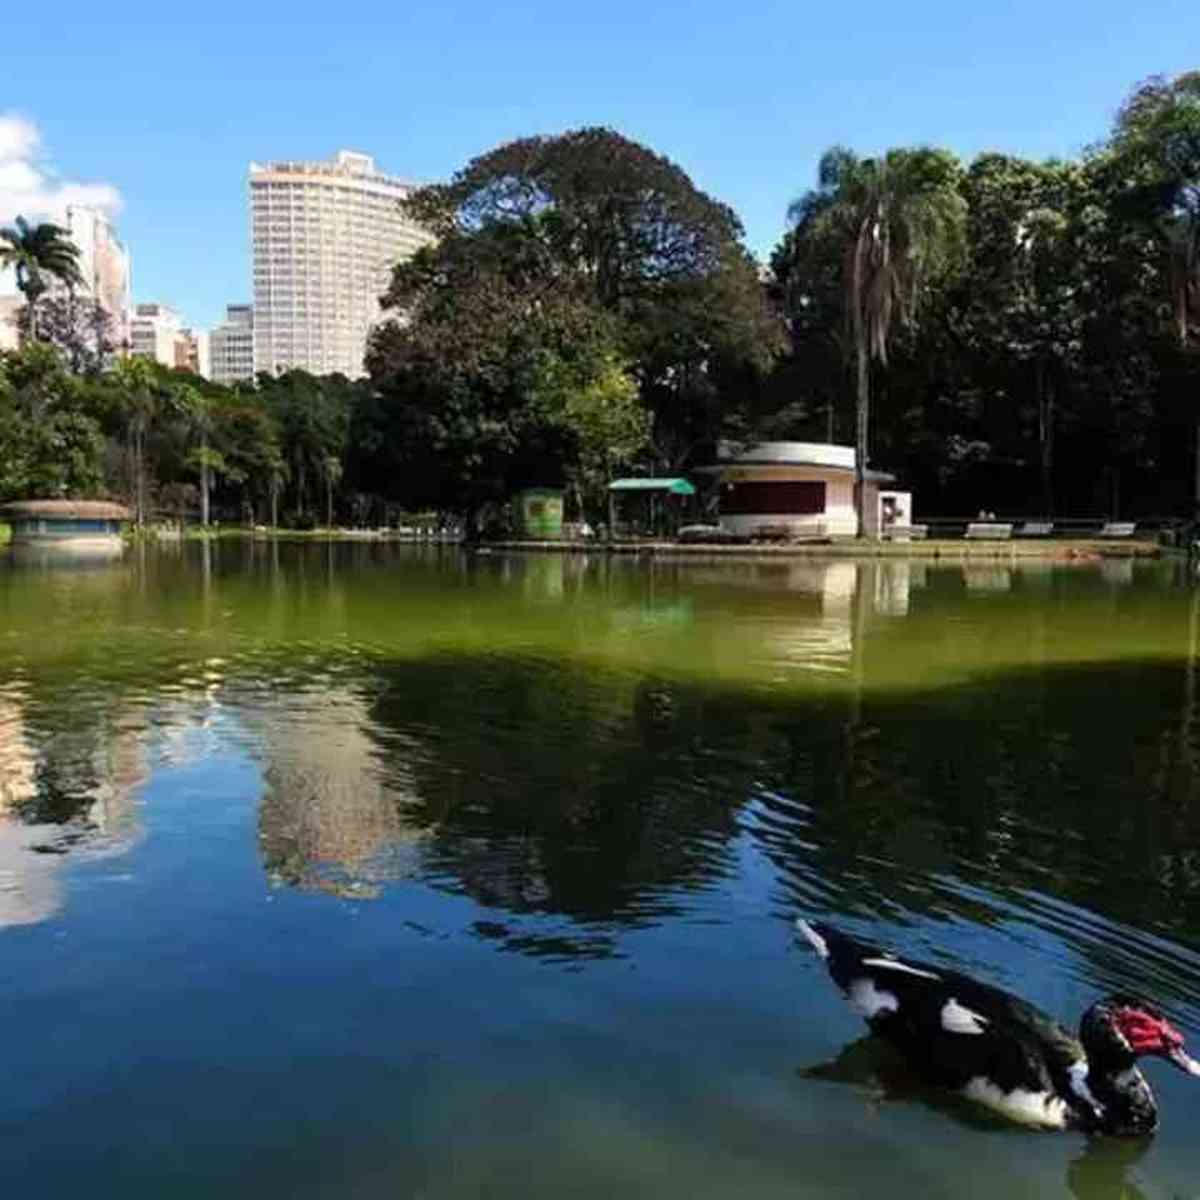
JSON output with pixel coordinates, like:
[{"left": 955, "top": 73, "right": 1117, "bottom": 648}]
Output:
[{"left": 0, "top": 113, "right": 122, "bottom": 226}]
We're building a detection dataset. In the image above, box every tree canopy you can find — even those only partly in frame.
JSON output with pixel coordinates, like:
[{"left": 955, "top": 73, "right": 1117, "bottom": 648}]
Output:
[{"left": 373, "top": 127, "right": 783, "bottom": 505}]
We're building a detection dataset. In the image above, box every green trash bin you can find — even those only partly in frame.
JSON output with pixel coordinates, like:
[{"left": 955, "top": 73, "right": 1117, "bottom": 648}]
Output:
[{"left": 516, "top": 489, "right": 564, "bottom": 539}]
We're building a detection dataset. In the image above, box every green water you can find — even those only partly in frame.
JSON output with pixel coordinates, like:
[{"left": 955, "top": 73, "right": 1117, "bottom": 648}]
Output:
[{"left": 1, "top": 543, "right": 1199, "bottom": 1198}]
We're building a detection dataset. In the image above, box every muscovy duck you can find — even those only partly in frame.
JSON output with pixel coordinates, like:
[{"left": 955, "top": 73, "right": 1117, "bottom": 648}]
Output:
[{"left": 797, "top": 918, "right": 1200, "bottom": 1135}]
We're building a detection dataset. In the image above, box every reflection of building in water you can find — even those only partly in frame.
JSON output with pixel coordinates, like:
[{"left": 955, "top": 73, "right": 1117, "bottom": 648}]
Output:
[
  {"left": 965, "top": 565, "right": 1013, "bottom": 592},
  {"left": 684, "top": 560, "right": 915, "bottom": 672},
  {"left": 252, "top": 688, "right": 423, "bottom": 897},
  {"left": 1100, "top": 558, "right": 1135, "bottom": 587},
  {"left": 0, "top": 693, "right": 145, "bottom": 928},
  {"left": 874, "top": 561, "right": 914, "bottom": 616}
]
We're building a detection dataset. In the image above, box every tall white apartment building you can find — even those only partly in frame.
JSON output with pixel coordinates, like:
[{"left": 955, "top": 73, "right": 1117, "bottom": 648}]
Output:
[
  {"left": 249, "top": 150, "right": 432, "bottom": 378},
  {"left": 130, "top": 302, "right": 184, "bottom": 366},
  {"left": 0, "top": 296, "right": 20, "bottom": 352},
  {"left": 64, "top": 205, "right": 132, "bottom": 349},
  {"left": 209, "top": 303, "right": 255, "bottom": 384}
]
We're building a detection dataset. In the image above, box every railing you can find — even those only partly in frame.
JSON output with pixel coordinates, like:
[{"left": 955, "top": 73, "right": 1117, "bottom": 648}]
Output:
[{"left": 910, "top": 517, "right": 1173, "bottom": 539}]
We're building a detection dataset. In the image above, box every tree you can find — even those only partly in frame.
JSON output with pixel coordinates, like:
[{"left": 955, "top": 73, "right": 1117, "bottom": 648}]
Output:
[
  {"left": 0, "top": 344, "right": 106, "bottom": 500},
  {"left": 396, "top": 128, "right": 782, "bottom": 470},
  {"left": 0, "top": 217, "right": 84, "bottom": 342},
  {"left": 528, "top": 333, "right": 648, "bottom": 520},
  {"left": 16, "top": 294, "right": 117, "bottom": 374},
  {"left": 368, "top": 214, "right": 650, "bottom": 531},
  {"left": 786, "top": 147, "right": 966, "bottom": 534},
  {"left": 175, "top": 383, "right": 228, "bottom": 528},
  {"left": 258, "top": 371, "right": 352, "bottom": 526},
  {"left": 321, "top": 454, "right": 342, "bottom": 529},
  {"left": 110, "top": 356, "right": 171, "bottom": 525},
  {"left": 1107, "top": 73, "right": 1200, "bottom": 505},
  {"left": 959, "top": 155, "right": 1089, "bottom": 513}
]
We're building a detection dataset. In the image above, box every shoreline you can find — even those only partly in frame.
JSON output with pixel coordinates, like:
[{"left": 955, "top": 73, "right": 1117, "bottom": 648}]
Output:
[
  {"left": 483, "top": 537, "right": 1165, "bottom": 560},
  {"left": 111, "top": 527, "right": 1167, "bottom": 560}
]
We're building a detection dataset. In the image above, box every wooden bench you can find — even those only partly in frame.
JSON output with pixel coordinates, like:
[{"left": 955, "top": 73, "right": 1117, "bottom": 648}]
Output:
[
  {"left": 1098, "top": 522, "right": 1137, "bottom": 538},
  {"left": 965, "top": 522, "right": 1014, "bottom": 540},
  {"left": 1016, "top": 521, "right": 1054, "bottom": 537}
]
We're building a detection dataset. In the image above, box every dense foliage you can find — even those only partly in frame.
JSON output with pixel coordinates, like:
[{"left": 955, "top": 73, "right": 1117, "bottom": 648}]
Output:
[
  {"left": 773, "top": 72, "right": 1200, "bottom": 518},
  {"left": 3, "top": 78, "right": 1199, "bottom": 528},
  {"left": 363, "top": 127, "right": 782, "bottom": 528}
]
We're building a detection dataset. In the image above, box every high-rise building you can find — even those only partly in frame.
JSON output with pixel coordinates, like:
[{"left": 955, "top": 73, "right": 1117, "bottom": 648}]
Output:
[
  {"left": 0, "top": 296, "right": 20, "bottom": 352},
  {"left": 130, "top": 302, "right": 184, "bottom": 366},
  {"left": 209, "top": 303, "right": 254, "bottom": 385},
  {"left": 249, "top": 150, "right": 432, "bottom": 379},
  {"left": 64, "top": 205, "right": 132, "bottom": 350},
  {"left": 0, "top": 207, "right": 131, "bottom": 355},
  {"left": 177, "top": 329, "right": 210, "bottom": 378}
]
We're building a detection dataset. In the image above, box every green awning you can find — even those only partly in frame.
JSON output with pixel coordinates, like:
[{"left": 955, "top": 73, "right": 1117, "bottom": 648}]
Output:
[{"left": 608, "top": 477, "right": 696, "bottom": 496}]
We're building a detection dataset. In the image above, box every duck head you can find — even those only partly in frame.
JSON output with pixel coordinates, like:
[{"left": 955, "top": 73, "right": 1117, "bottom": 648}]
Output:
[
  {"left": 1079, "top": 995, "right": 1199, "bottom": 1135},
  {"left": 1081, "top": 995, "right": 1200, "bottom": 1077}
]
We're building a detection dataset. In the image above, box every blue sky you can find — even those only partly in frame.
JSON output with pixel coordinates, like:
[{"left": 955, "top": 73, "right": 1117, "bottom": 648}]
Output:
[{"left": 3, "top": 0, "right": 1195, "bottom": 330}]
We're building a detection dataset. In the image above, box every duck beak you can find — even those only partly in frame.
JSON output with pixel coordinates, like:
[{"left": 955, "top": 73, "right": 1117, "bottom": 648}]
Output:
[{"left": 1166, "top": 1046, "right": 1200, "bottom": 1076}]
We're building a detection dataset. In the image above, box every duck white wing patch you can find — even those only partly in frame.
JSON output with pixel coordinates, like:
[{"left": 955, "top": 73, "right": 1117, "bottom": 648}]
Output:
[
  {"left": 963, "top": 1078, "right": 1069, "bottom": 1130},
  {"left": 940, "top": 997, "right": 990, "bottom": 1035},
  {"left": 847, "top": 978, "right": 899, "bottom": 1020},
  {"left": 795, "top": 919, "right": 829, "bottom": 960},
  {"left": 1067, "top": 1060, "right": 1102, "bottom": 1112},
  {"left": 860, "top": 957, "right": 941, "bottom": 981}
]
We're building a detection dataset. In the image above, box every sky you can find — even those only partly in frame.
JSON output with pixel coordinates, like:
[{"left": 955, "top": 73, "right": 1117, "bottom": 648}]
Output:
[{"left": 2, "top": 0, "right": 1196, "bottom": 331}]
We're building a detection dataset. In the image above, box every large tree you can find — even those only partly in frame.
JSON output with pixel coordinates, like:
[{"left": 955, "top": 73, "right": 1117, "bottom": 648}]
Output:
[
  {"left": 395, "top": 127, "right": 781, "bottom": 472},
  {"left": 786, "top": 147, "right": 966, "bottom": 534},
  {"left": 367, "top": 216, "right": 641, "bottom": 530},
  {"left": 0, "top": 344, "right": 106, "bottom": 500},
  {"left": 0, "top": 217, "right": 84, "bottom": 342},
  {"left": 959, "top": 155, "right": 1088, "bottom": 513},
  {"left": 1107, "top": 73, "right": 1200, "bottom": 506}
]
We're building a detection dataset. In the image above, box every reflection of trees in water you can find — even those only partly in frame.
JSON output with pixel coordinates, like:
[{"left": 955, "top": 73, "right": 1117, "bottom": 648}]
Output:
[
  {"left": 354, "top": 656, "right": 750, "bottom": 956},
  {"left": 329, "top": 642, "right": 1200, "bottom": 984},
  {"left": 751, "top": 660, "right": 1200, "bottom": 935},
  {"left": 0, "top": 690, "right": 145, "bottom": 928}
]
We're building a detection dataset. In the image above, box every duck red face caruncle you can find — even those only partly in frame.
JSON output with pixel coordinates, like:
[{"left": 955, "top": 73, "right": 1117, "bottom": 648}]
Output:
[{"left": 1114, "top": 1004, "right": 1200, "bottom": 1075}]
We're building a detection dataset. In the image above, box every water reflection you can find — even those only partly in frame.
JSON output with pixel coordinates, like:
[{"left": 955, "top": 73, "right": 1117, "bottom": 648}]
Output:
[
  {"left": 1066, "top": 1139, "right": 1152, "bottom": 1200},
  {"left": 3, "top": 546, "right": 1200, "bottom": 1195},
  {"left": 249, "top": 685, "right": 426, "bottom": 898},
  {"left": 0, "top": 685, "right": 143, "bottom": 926}
]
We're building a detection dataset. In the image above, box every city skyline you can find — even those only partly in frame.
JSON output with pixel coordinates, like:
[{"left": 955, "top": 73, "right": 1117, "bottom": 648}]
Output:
[{"left": 6, "top": 0, "right": 1195, "bottom": 333}]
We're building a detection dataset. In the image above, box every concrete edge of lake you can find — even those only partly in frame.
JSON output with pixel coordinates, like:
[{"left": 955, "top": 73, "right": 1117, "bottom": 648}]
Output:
[{"left": 484, "top": 538, "right": 1165, "bottom": 560}]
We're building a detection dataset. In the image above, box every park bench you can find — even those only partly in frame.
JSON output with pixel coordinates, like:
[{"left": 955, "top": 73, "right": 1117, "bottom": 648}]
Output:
[
  {"left": 1098, "top": 522, "right": 1137, "bottom": 538},
  {"left": 1016, "top": 521, "right": 1054, "bottom": 537},
  {"left": 965, "top": 522, "right": 1014, "bottom": 540}
]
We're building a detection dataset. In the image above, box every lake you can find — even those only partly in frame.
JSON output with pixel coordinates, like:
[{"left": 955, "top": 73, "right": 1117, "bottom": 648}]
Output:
[{"left": 1, "top": 542, "right": 1198, "bottom": 1198}]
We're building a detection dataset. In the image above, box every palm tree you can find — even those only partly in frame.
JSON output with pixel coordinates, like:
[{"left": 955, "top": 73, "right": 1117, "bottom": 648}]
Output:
[
  {"left": 322, "top": 455, "right": 343, "bottom": 530},
  {"left": 112, "top": 355, "right": 163, "bottom": 526},
  {"left": 789, "top": 148, "right": 965, "bottom": 535},
  {"left": 176, "top": 383, "right": 229, "bottom": 528},
  {"left": 0, "top": 217, "right": 85, "bottom": 342}
]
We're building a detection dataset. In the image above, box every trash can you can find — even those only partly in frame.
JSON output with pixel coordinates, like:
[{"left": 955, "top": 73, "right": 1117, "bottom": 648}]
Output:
[{"left": 515, "top": 489, "right": 564, "bottom": 539}]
